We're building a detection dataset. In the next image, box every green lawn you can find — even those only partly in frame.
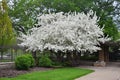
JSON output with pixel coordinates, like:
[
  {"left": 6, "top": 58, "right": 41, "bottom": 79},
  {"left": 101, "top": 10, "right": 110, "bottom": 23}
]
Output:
[{"left": 0, "top": 68, "right": 93, "bottom": 80}]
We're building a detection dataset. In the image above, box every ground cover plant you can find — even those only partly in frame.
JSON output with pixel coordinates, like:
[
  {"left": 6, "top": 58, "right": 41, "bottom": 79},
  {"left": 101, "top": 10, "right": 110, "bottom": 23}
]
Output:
[{"left": 0, "top": 68, "right": 93, "bottom": 80}]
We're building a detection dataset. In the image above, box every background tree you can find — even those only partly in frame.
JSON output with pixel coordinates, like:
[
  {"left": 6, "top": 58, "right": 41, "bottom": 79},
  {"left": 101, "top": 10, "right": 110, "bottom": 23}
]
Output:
[
  {"left": 7, "top": 0, "right": 94, "bottom": 34},
  {"left": 7, "top": 0, "right": 120, "bottom": 41},
  {"left": 7, "top": 0, "right": 40, "bottom": 34},
  {"left": 92, "top": 0, "right": 120, "bottom": 40},
  {"left": 0, "top": 0, "right": 15, "bottom": 59},
  {"left": 38, "top": 0, "right": 93, "bottom": 13}
]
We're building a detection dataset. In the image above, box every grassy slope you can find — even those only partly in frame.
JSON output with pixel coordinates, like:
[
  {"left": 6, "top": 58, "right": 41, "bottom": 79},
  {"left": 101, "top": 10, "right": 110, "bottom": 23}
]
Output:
[{"left": 0, "top": 68, "right": 93, "bottom": 80}]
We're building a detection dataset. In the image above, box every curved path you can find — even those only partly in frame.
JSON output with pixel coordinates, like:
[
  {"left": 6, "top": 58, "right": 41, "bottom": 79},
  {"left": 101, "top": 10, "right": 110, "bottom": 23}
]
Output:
[{"left": 75, "top": 66, "right": 120, "bottom": 80}]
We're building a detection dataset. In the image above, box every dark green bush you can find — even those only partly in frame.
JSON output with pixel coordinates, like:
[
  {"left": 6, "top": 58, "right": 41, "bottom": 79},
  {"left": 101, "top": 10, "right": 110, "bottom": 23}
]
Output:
[
  {"left": 52, "top": 62, "right": 63, "bottom": 66},
  {"left": 15, "top": 54, "right": 35, "bottom": 70},
  {"left": 38, "top": 55, "right": 52, "bottom": 67},
  {"left": 80, "top": 55, "right": 98, "bottom": 61},
  {"left": 26, "top": 54, "right": 35, "bottom": 67}
]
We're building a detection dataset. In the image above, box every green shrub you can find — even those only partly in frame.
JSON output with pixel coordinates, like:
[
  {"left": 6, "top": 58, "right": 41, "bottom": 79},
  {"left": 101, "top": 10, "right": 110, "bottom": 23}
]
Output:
[
  {"left": 80, "top": 55, "right": 98, "bottom": 61},
  {"left": 62, "top": 61, "right": 71, "bottom": 66},
  {"left": 26, "top": 54, "right": 35, "bottom": 67},
  {"left": 38, "top": 55, "right": 52, "bottom": 67},
  {"left": 52, "top": 62, "right": 63, "bottom": 66},
  {"left": 15, "top": 54, "right": 35, "bottom": 70}
]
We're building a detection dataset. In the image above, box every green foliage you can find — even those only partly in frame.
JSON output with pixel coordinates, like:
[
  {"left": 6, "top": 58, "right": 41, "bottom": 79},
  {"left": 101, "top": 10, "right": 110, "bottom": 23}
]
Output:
[
  {"left": 80, "top": 55, "right": 98, "bottom": 61},
  {"left": 97, "top": 13, "right": 119, "bottom": 40},
  {"left": 15, "top": 54, "right": 35, "bottom": 70},
  {"left": 0, "top": 0, "right": 16, "bottom": 47},
  {"left": 15, "top": 55, "right": 31, "bottom": 70},
  {"left": 0, "top": 68, "right": 93, "bottom": 80},
  {"left": 38, "top": 54, "right": 52, "bottom": 67},
  {"left": 7, "top": 0, "right": 119, "bottom": 40},
  {"left": 8, "top": 0, "right": 42, "bottom": 34},
  {"left": 92, "top": 0, "right": 119, "bottom": 40},
  {"left": 7, "top": 0, "right": 93, "bottom": 34},
  {"left": 39, "top": 0, "right": 93, "bottom": 13},
  {"left": 25, "top": 54, "right": 35, "bottom": 67},
  {"left": 62, "top": 61, "right": 72, "bottom": 67},
  {"left": 52, "top": 62, "right": 63, "bottom": 67}
]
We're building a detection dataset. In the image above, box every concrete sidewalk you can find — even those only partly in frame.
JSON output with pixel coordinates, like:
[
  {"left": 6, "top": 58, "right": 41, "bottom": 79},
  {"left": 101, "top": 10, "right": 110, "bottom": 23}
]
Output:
[{"left": 75, "top": 66, "right": 120, "bottom": 80}]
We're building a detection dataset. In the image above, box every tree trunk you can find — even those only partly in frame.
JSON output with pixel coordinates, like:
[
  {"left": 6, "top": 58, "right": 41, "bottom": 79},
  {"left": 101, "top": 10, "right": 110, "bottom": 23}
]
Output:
[
  {"left": 73, "top": 52, "right": 80, "bottom": 65},
  {"left": 32, "top": 51, "right": 37, "bottom": 65}
]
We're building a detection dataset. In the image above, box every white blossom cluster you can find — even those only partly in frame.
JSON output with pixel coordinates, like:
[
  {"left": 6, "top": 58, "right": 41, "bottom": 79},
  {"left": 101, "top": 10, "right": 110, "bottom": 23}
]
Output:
[{"left": 18, "top": 10, "right": 110, "bottom": 53}]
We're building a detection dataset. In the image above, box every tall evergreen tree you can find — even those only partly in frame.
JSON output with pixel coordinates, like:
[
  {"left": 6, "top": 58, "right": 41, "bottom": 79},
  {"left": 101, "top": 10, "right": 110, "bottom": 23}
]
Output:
[{"left": 0, "top": 0, "right": 15, "bottom": 59}]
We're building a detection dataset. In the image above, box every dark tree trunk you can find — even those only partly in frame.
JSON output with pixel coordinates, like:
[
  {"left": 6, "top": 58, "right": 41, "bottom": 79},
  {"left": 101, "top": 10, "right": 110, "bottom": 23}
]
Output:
[
  {"left": 55, "top": 51, "right": 65, "bottom": 63},
  {"left": 66, "top": 51, "right": 70, "bottom": 63},
  {"left": 32, "top": 51, "right": 37, "bottom": 65},
  {"left": 73, "top": 51, "right": 80, "bottom": 65},
  {"left": 56, "top": 52, "right": 61, "bottom": 62}
]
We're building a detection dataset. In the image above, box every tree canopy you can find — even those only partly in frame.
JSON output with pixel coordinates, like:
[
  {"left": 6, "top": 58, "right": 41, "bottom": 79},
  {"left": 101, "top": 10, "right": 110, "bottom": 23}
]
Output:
[
  {"left": 19, "top": 11, "right": 110, "bottom": 53},
  {"left": 0, "top": 0, "right": 16, "bottom": 59},
  {"left": 92, "top": 0, "right": 120, "bottom": 40},
  {"left": 7, "top": 0, "right": 94, "bottom": 34},
  {"left": 6, "top": 0, "right": 120, "bottom": 40},
  {"left": 0, "top": 0, "right": 15, "bottom": 47},
  {"left": 7, "top": 0, "right": 42, "bottom": 34}
]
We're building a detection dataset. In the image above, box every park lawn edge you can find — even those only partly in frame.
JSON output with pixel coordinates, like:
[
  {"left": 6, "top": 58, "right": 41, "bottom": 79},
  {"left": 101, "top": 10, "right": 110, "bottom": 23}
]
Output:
[
  {"left": 73, "top": 68, "right": 94, "bottom": 79},
  {"left": 0, "top": 67, "right": 94, "bottom": 80}
]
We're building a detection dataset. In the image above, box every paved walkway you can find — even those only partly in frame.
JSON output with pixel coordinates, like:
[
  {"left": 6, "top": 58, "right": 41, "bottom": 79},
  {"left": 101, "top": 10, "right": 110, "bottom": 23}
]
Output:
[{"left": 75, "top": 66, "right": 120, "bottom": 80}]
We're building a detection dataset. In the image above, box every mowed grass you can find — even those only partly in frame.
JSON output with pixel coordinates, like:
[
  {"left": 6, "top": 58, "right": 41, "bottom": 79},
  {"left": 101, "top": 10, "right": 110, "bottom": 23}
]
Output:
[{"left": 0, "top": 68, "right": 94, "bottom": 80}]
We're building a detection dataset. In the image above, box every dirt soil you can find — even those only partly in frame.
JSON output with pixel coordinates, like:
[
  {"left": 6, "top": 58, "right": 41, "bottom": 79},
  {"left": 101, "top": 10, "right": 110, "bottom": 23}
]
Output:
[{"left": 0, "top": 67, "right": 53, "bottom": 78}]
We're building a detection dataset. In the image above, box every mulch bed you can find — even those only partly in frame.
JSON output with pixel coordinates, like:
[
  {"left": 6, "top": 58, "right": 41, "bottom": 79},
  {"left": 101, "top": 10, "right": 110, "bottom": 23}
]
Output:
[{"left": 0, "top": 67, "right": 53, "bottom": 78}]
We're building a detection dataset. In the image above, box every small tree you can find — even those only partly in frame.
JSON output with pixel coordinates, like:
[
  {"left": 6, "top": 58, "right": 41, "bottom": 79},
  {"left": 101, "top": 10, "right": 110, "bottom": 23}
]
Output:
[
  {"left": 19, "top": 11, "right": 110, "bottom": 65},
  {"left": 0, "top": 0, "right": 15, "bottom": 59},
  {"left": 19, "top": 11, "right": 110, "bottom": 52}
]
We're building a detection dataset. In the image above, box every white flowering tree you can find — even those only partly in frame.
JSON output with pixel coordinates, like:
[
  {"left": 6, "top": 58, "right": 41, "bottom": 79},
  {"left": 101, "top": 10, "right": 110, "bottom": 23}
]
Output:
[
  {"left": 19, "top": 11, "right": 109, "bottom": 52},
  {"left": 18, "top": 10, "right": 110, "bottom": 65}
]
